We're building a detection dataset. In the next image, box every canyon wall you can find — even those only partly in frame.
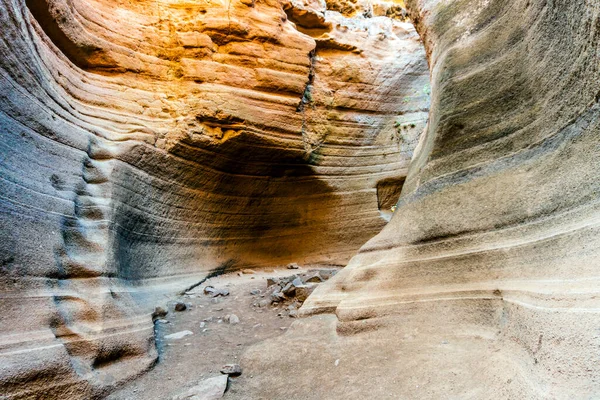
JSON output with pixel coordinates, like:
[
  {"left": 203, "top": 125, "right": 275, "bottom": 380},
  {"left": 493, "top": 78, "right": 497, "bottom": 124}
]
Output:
[
  {"left": 0, "top": 0, "right": 428, "bottom": 397},
  {"left": 259, "top": 0, "right": 600, "bottom": 398}
]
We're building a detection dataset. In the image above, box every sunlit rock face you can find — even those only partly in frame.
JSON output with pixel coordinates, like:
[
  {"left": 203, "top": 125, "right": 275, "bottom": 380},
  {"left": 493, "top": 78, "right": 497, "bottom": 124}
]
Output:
[
  {"left": 286, "top": 0, "right": 600, "bottom": 398},
  {"left": 0, "top": 0, "right": 428, "bottom": 397}
]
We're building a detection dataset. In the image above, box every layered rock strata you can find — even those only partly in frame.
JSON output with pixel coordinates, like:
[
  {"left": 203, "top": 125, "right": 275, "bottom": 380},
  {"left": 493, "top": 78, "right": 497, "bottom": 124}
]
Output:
[
  {"left": 0, "top": 0, "right": 428, "bottom": 397},
  {"left": 240, "top": 0, "right": 600, "bottom": 398}
]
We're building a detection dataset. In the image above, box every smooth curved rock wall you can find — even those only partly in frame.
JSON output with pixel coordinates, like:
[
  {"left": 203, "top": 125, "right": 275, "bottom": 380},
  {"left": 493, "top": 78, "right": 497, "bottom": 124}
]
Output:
[
  {"left": 294, "top": 0, "right": 600, "bottom": 398},
  {"left": 0, "top": 0, "right": 429, "bottom": 397}
]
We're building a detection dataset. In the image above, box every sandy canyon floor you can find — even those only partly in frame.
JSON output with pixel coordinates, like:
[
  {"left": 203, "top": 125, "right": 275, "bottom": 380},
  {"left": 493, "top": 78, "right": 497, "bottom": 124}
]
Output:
[{"left": 106, "top": 266, "right": 339, "bottom": 400}]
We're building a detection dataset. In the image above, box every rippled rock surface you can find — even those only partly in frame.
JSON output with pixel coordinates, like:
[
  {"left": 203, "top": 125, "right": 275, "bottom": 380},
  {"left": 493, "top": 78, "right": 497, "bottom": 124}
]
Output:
[
  {"left": 241, "top": 0, "right": 600, "bottom": 398},
  {"left": 0, "top": 0, "right": 428, "bottom": 397}
]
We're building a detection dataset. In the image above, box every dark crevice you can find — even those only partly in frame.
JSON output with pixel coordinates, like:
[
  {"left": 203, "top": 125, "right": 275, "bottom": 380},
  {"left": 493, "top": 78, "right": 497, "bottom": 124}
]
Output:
[
  {"left": 296, "top": 49, "right": 317, "bottom": 114},
  {"left": 178, "top": 259, "right": 237, "bottom": 294}
]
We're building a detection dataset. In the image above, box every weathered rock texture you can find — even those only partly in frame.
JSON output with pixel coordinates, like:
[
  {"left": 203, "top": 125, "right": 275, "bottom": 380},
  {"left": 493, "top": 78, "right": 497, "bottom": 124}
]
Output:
[
  {"left": 237, "top": 0, "right": 600, "bottom": 398},
  {"left": 0, "top": 0, "right": 428, "bottom": 397}
]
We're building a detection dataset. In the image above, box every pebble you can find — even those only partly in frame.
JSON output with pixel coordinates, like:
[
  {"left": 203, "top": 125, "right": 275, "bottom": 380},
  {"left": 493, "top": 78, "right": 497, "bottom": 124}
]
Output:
[
  {"left": 258, "top": 299, "right": 270, "bottom": 307},
  {"left": 229, "top": 314, "right": 240, "bottom": 324},
  {"left": 220, "top": 363, "right": 242, "bottom": 376},
  {"left": 164, "top": 330, "right": 193, "bottom": 340},
  {"left": 152, "top": 306, "right": 168, "bottom": 320},
  {"left": 303, "top": 272, "right": 324, "bottom": 283},
  {"left": 204, "top": 286, "right": 230, "bottom": 297},
  {"left": 291, "top": 277, "right": 303, "bottom": 287},
  {"left": 174, "top": 302, "right": 187, "bottom": 312},
  {"left": 266, "top": 278, "right": 279, "bottom": 287}
]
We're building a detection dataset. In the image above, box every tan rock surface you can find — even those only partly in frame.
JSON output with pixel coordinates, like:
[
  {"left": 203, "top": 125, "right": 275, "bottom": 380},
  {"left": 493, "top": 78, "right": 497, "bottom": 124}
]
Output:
[
  {"left": 0, "top": 0, "right": 427, "bottom": 397},
  {"left": 236, "top": 0, "right": 600, "bottom": 398}
]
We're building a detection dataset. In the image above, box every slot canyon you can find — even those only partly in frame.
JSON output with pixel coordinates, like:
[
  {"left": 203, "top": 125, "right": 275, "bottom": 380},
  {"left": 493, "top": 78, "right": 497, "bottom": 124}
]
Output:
[{"left": 0, "top": 0, "right": 599, "bottom": 398}]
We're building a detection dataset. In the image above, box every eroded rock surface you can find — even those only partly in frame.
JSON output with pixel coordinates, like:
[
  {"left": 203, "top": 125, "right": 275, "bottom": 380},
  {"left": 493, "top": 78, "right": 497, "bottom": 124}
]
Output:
[
  {"left": 239, "top": 0, "right": 600, "bottom": 398},
  {"left": 0, "top": 0, "right": 428, "bottom": 397}
]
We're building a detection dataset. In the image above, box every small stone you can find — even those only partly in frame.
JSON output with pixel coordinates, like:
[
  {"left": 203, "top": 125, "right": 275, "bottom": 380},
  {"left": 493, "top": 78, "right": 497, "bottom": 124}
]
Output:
[
  {"left": 281, "top": 282, "right": 295, "bottom": 296},
  {"left": 204, "top": 286, "right": 230, "bottom": 297},
  {"left": 200, "top": 321, "right": 206, "bottom": 328},
  {"left": 152, "top": 306, "right": 168, "bottom": 320},
  {"left": 157, "top": 319, "right": 170, "bottom": 324},
  {"left": 280, "top": 327, "right": 287, "bottom": 330},
  {"left": 203, "top": 316, "right": 214, "bottom": 322},
  {"left": 289, "top": 309, "right": 298, "bottom": 318},
  {"left": 258, "top": 299, "right": 270, "bottom": 308},
  {"left": 303, "top": 272, "right": 324, "bottom": 283},
  {"left": 164, "top": 330, "right": 193, "bottom": 340},
  {"left": 220, "top": 364, "right": 242, "bottom": 376},
  {"left": 335, "top": 359, "right": 340, "bottom": 366},
  {"left": 174, "top": 302, "right": 187, "bottom": 312},
  {"left": 287, "top": 263, "right": 300, "bottom": 269},
  {"left": 291, "top": 277, "right": 303, "bottom": 287},
  {"left": 170, "top": 375, "right": 228, "bottom": 400},
  {"left": 229, "top": 314, "right": 240, "bottom": 324},
  {"left": 242, "top": 269, "right": 256, "bottom": 274},
  {"left": 315, "top": 268, "right": 338, "bottom": 280},
  {"left": 204, "top": 286, "right": 217, "bottom": 295},
  {"left": 270, "top": 291, "right": 285, "bottom": 303},
  {"left": 266, "top": 278, "right": 279, "bottom": 287},
  {"left": 250, "top": 289, "right": 261, "bottom": 295}
]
